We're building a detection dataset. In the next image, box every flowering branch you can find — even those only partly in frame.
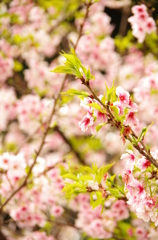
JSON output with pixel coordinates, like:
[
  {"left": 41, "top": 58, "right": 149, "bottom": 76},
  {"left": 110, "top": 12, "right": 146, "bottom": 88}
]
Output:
[
  {"left": 83, "top": 80, "right": 158, "bottom": 169},
  {"left": 0, "top": 0, "right": 92, "bottom": 213}
]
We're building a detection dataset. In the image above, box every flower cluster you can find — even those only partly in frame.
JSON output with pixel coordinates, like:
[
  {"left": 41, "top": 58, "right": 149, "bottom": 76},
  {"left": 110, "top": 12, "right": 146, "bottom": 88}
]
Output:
[
  {"left": 0, "top": 152, "right": 65, "bottom": 232},
  {"left": 79, "top": 95, "right": 106, "bottom": 133},
  {"left": 0, "top": 88, "right": 17, "bottom": 131},
  {"left": 115, "top": 86, "right": 139, "bottom": 127},
  {"left": 0, "top": 0, "right": 158, "bottom": 239},
  {"left": 75, "top": 35, "right": 120, "bottom": 88},
  {"left": 9, "top": 231, "right": 55, "bottom": 240},
  {"left": 70, "top": 194, "right": 129, "bottom": 239},
  {"left": 78, "top": 86, "right": 139, "bottom": 134},
  {"left": 128, "top": 4, "right": 156, "bottom": 43},
  {"left": 0, "top": 55, "right": 14, "bottom": 84},
  {"left": 17, "top": 95, "right": 53, "bottom": 134},
  {"left": 122, "top": 149, "right": 158, "bottom": 226}
]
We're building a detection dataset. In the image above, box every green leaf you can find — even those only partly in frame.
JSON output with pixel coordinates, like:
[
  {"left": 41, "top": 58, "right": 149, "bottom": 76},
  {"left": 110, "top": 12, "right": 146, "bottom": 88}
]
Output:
[
  {"left": 96, "top": 123, "right": 106, "bottom": 132},
  {"left": 14, "top": 60, "right": 23, "bottom": 72},
  {"left": 100, "top": 163, "right": 114, "bottom": 174},
  {"left": 91, "top": 197, "right": 103, "bottom": 209},
  {"left": 90, "top": 191, "right": 103, "bottom": 209},
  {"left": 131, "top": 135, "right": 138, "bottom": 145},
  {"left": 96, "top": 163, "right": 114, "bottom": 184},
  {"left": 13, "top": 34, "right": 23, "bottom": 44},
  {"left": 82, "top": 166, "right": 95, "bottom": 174},
  {"left": 83, "top": 67, "right": 94, "bottom": 81},
  {"left": 106, "top": 175, "right": 116, "bottom": 187},
  {"left": 79, "top": 175, "right": 94, "bottom": 181},
  {"left": 63, "top": 173, "right": 79, "bottom": 181},
  {"left": 108, "top": 187, "right": 122, "bottom": 198},
  {"left": 106, "top": 82, "right": 116, "bottom": 102},
  {"left": 138, "top": 122, "right": 153, "bottom": 142},
  {"left": 109, "top": 174, "right": 116, "bottom": 182},
  {"left": 90, "top": 192, "right": 95, "bottom": 205},
  {"left": 117, "top": 185, "right": 125, "bottom": 195},
  {"left": 5, "top": 143, "right": 17, "bottom": 152},
  {"left": 101, "top": 93, "right": 106, "bottom": 104},
  {"left": 51, "top": 48, "right": 94, "bottom": 81},
  {"left": 63, "top": 182, "right": 86, "bottom": 194},
  {"left": 51, "top": 66, "right": 73, "bottom": 74},
  {"left": 116, "top": 222, "right": 133, "bottom": 238},
  {"left": 62, "top": 88, "right": 89, "bottom": 98},
  {"left": 43, "top": 221, "right": 52, "bottom": 235},
  {"left": 115, "top": 31, "right": 134, "bottom": 53},
  {"left": 89, "top": 102, "right": 105, "bottom": 113},
  {"left": 92, "top": 163, "right": 98, "bottom": 173},
  {"left": 110, "top": 106, "right": 119, "bottom": 116}
]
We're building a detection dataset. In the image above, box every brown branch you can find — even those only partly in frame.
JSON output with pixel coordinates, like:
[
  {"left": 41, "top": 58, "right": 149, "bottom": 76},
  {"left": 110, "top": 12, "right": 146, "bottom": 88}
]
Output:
[
  {"left": 0, "top": 1, "right": 92, "bottom": 213},
  {"left": 0, "top": 231, "right": 7, "bottom": 240},
  {"left": 74, "top": 2, "right": 92, "bottom": 50},
  {"left": 15, "top": 127, "right": 40, "bottom": 154},
  {"left": 49, "top": 4, "right": 83, "bottom": 34},
  {"left": 54, "top": 125, "right": 85, "bottom": 165},
  {"left": 84, "top": 82, "right": 158, "bottom": 169},
  {"left": 0, "top": 98, "right": 57, "bottom": 212},
  {"left": 27, "top": 164, "right": 58, "bottom": 185}
]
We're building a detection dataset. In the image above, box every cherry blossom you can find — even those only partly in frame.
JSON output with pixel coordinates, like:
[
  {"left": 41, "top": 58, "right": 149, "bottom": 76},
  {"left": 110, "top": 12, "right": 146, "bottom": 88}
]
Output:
[
  {"left": 0, "top": 0, "right": 158, "bottom": 239},
  {"left": 128, "top": 4, "right": 156, "bottom": 43},
  {"left": 79, "top": 112, "right": 94, "bottom": 132},
  {"left": 116, "top": 86, "right": 130, "bottom": 105}
]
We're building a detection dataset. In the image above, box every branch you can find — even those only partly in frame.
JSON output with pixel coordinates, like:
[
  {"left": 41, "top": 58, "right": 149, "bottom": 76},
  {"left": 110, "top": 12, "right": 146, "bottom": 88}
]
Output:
[
  {"left": 54, "top": 125, "right": 86, "bottom": 165},
  {"left": 49, "top": 4, "right": 83, "bottom": 34},
  {"left": 15, "top": 127, "right": 40, "bottom": 154},
  {"left": 0, "top": 1, "right": 92, "bottom": 213},
  {"left": 84, "top": 81, "right": 158, "bottom": 169},
  {"left": 0, "top": 231, "right": 7, "bottom": 240}
]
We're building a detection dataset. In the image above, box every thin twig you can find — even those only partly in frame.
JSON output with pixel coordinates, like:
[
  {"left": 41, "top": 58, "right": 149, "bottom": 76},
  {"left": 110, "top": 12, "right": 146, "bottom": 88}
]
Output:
[
  {"left": 49, "top": 4, "right": 82, "bottom": 34},
  {"left": 84, "top": 82, "right": 158, "bottom": 169},
  {"left": 15, "top": 127, "right": 40, "bottom": 154},
  {"left": 54, "top": 125, "right": 85, "bottom": 165},
  {"left": 0, "top": 1, "right": 92, "bottom": 213}
]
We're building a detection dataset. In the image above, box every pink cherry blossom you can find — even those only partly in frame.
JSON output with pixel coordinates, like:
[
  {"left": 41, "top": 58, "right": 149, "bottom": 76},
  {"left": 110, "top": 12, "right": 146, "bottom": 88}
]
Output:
[
  {"left": 1, "top": 0, "right": 158, "bottom": 239},
  {"left": 125, "top": 111, "right": 139, "bottom": 127},
  {"left": 51, "top": 205, "right": 64, "bottom": 217},
  {"left": 111, "top": 200, "right": 129, "bottom": 221},
  {"left": 135, "top": 226, "right": 148, "bottom": 240},
  {"left": 116, "top": 86, "right": 130, "bottom": 105},
  {"left": 121, "top": 150, "right": 135, "bottom": 171},
  {"left": 132, "top": 4, "right": 147, "bottom": 15},
  {"left": 145, "top": 17, "right": 157, "bottom": 34},
  {"left": 79, "top": 112, "right": 94, "bottom": 132},
  {"left": 136, "top": 156, "right": 151, "bottom": 170},
  {"left": 0, "top": 55, "right": 14, "bottom": 84},
  {"left": 128, "top": 4, "right": 156, "bottom": 43}
]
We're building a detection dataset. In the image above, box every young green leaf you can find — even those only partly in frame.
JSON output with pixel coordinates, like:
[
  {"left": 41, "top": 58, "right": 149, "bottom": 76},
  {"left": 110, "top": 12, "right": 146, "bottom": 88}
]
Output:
[
  {"left": 63, "top": 173, "right": 79, "bottom": 181},
  {"left": 138, "top": 122, "right": 153, "bottom": 142},
  {"left": 88, "top": 102, "right": 105, "bottom": 113},
  {"left": 96, "top": 163, "right": 114, "bottom": 184},
  {"left": 51, "top": 66, "right": 73, "bottom": 74},
  {"left": 96, "top": 123, "right": 106, "bottom": 132},
  {"left": 61, "top": 88, "right": 89, "bottom": 98}
]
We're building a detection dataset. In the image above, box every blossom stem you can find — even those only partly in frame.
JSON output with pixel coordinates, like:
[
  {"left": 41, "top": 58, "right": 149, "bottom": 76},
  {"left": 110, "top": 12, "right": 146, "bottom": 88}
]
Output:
[
  {"left": 0, "top": 0, "right": 92, "bottom": 213},
  {"left": 85, "top": 82, "right": 158, "bottom": 169}
]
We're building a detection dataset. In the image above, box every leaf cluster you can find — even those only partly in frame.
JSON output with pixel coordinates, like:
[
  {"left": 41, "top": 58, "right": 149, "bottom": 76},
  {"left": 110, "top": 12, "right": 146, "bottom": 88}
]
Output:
[
  {"left": 62, "top": 162, "right": 126, "bottom": 210},
  {"left": 52, "top": 48, "right": 94, "bottom": 81}
]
